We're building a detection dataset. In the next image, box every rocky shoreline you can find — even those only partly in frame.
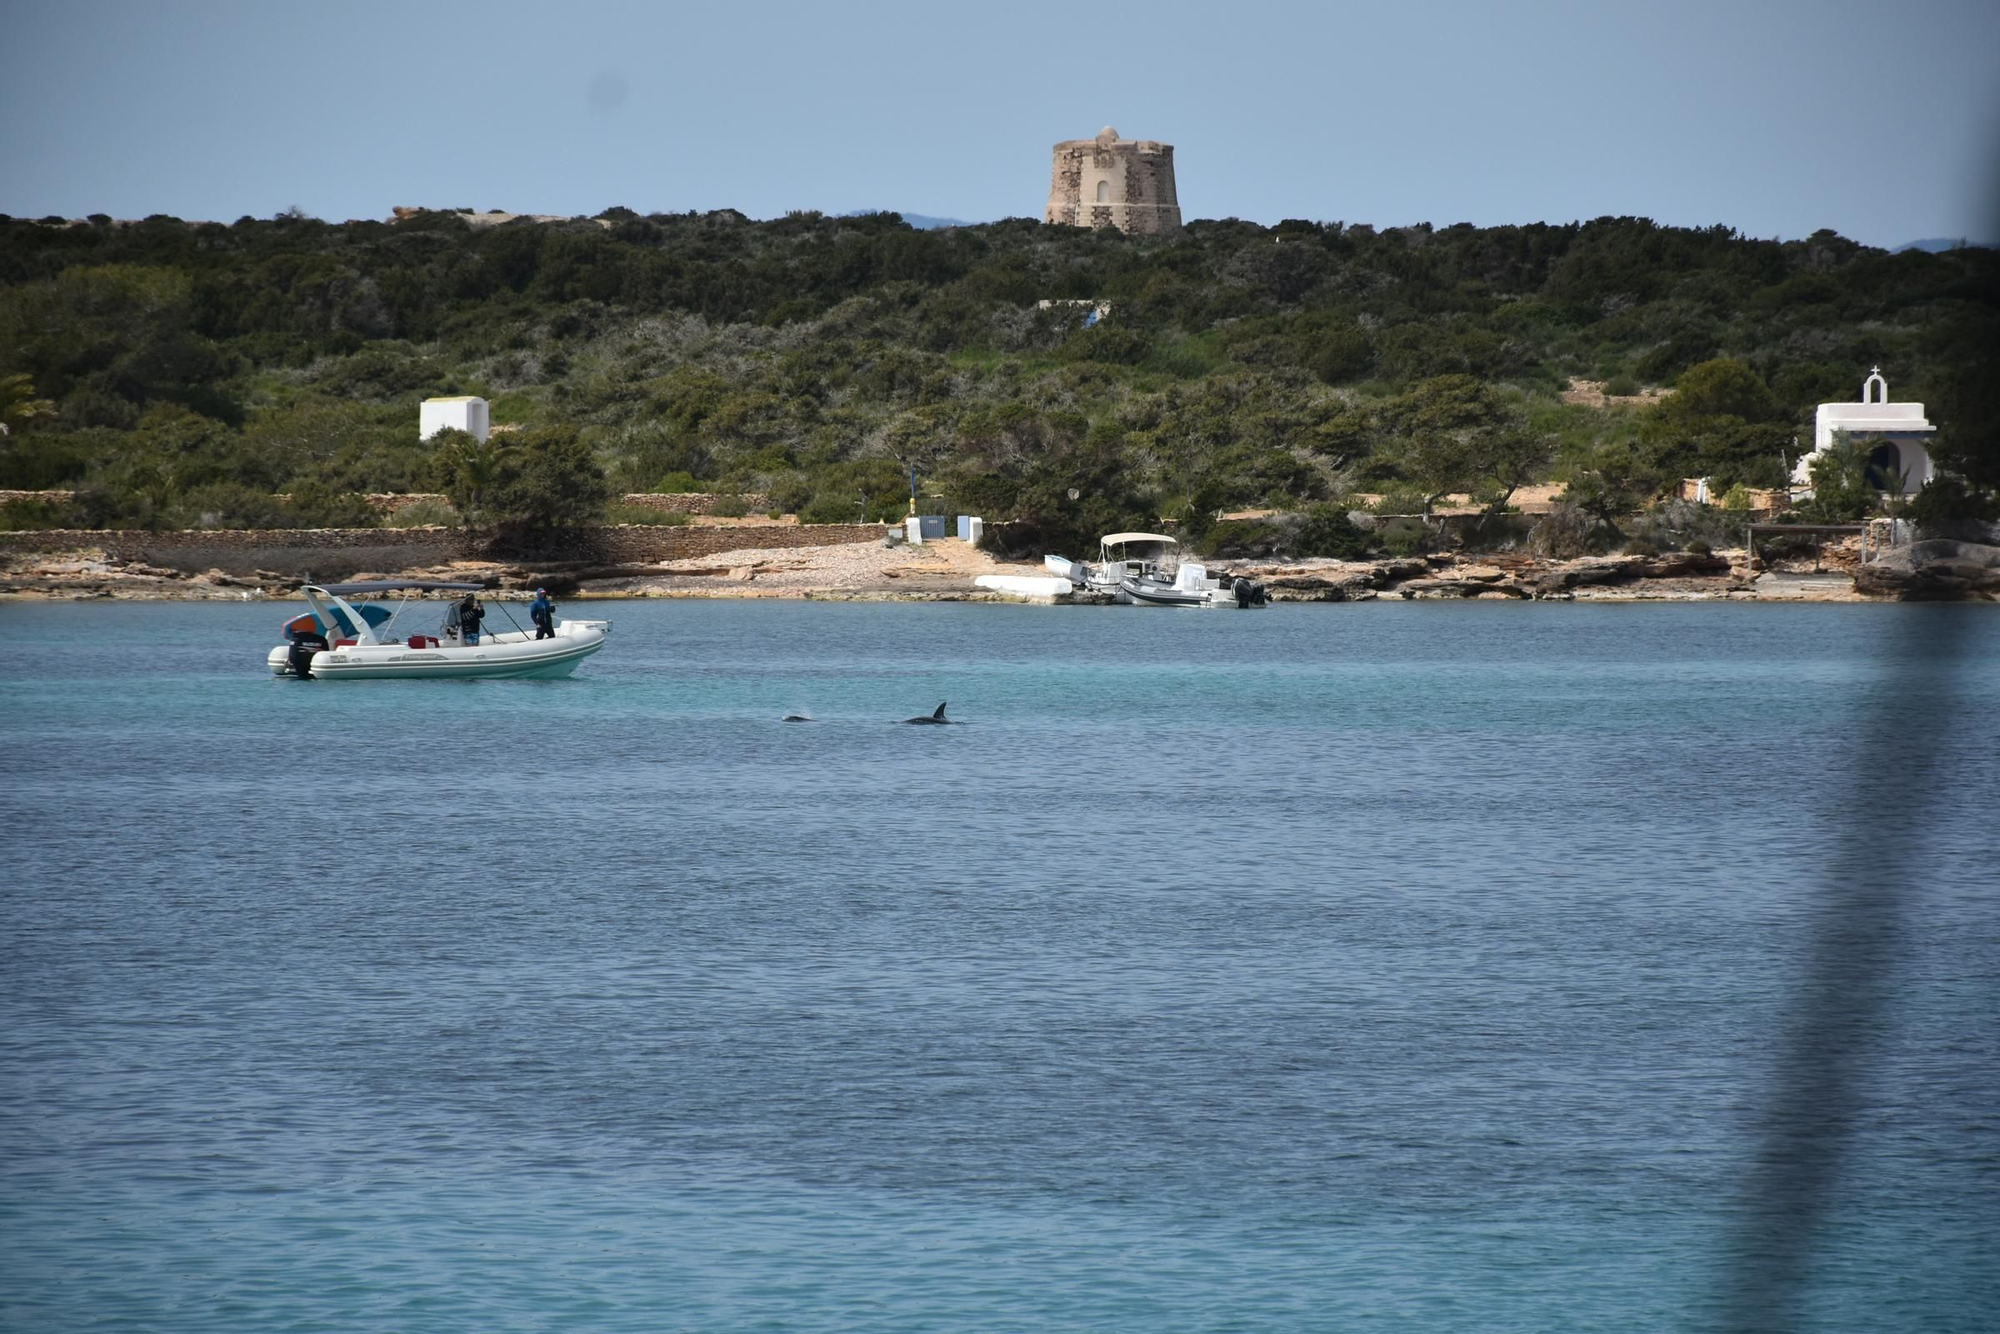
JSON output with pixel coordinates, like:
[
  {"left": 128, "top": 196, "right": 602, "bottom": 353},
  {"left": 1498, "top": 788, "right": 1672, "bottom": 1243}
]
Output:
[{"left": 5, "top": 535, "right": 1997, "bottom": 604}]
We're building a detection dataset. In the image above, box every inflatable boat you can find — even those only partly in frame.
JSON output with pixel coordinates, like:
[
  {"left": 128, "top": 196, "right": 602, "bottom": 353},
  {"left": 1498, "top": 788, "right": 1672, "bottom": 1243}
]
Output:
[{"left": 267, "top": 581, "right": 611, "bottom": 681}]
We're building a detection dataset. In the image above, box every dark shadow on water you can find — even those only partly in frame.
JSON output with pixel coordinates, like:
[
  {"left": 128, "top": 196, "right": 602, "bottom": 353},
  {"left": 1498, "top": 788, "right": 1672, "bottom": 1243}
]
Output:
[{"left": 1718, "top": 607, "right": 1981, "bottom": 1332}]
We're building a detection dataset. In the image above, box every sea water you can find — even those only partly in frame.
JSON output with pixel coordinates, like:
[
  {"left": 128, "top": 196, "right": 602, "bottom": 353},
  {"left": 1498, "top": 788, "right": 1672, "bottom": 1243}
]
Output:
[{"left": 1, "top": 599, "right": 1995, "bottom": 1333}]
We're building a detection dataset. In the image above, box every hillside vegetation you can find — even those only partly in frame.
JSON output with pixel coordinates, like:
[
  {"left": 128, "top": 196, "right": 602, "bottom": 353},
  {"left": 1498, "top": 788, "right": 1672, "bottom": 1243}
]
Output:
[{"left": 1, "top": 207, "right": 1994, "bottom": 552}]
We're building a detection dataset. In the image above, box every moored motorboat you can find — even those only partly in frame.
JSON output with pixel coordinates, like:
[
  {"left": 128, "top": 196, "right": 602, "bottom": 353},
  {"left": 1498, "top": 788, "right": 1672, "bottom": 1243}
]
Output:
[
  {"left": 1121, "top": 561, "right": 1267, "bottom": 609},
  {"left": 266, "top": 581, "right": 611, "bottom": 680},
  {"left": 1046, "top": 533, "right": 1265, "bottom": 608},
  {"left": 1046, "top": 532, "right": 1176, "bottom": 599}
]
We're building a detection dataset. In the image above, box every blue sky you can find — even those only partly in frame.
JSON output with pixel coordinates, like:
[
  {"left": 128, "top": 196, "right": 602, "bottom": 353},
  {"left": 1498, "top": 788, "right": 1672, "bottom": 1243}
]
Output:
[{"left": 5, "top": 0, "right": 1996, "bottom": 248}]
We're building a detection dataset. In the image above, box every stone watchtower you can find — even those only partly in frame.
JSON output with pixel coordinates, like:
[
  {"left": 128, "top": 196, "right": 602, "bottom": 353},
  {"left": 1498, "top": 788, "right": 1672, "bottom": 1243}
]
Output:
[{"left": 1045, "top": 127, "right": 1181, "bottom": 235}]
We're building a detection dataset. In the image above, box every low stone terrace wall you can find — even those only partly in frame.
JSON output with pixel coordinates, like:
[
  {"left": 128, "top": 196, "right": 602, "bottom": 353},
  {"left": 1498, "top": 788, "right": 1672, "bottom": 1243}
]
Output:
[{"left": 3, "top": 490, "right": 775, "bottom": 516}]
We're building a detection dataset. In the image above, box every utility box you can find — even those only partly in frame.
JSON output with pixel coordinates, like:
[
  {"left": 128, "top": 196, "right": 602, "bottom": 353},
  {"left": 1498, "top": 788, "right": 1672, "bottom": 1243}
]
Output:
[
  {"left": 958, "top": 516, "right": 984, "bottom": 545},
  {"left": 905, "top": 515, "right": 925, "bottom": 545},
  {"left": 420, "top": 396, "right": 490, "bottom": 443},
  {"left": 917, "top": 515, "right": 947, "bottom": 539}
]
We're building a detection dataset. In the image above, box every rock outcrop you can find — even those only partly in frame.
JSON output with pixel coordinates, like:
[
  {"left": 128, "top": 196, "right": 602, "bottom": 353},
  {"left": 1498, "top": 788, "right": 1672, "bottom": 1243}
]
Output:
[
  {"left": 1224, "top": 552, "right": 1743, "bottom": 602},
  {"left": 1851, "top": 540, "right": 2000, "bottom": 601}
]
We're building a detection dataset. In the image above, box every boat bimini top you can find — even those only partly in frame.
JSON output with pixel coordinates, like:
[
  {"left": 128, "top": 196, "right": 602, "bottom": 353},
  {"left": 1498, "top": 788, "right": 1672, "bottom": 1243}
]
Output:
[
  {"left": 290, "top": 580, "right": 490, "bottom": 647},
  {"left": 1097, "top": 532, "right": 1180, "bottom": 579}
]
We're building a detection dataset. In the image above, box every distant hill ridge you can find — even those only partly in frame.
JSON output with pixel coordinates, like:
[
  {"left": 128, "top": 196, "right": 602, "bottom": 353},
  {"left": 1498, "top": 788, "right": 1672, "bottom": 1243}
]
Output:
[
  {"left": 1895, "top": 237, "right": 1995, "bottom": 253},
  {"left": 841, "top": 210, "right": 977, "bottom": 230}
]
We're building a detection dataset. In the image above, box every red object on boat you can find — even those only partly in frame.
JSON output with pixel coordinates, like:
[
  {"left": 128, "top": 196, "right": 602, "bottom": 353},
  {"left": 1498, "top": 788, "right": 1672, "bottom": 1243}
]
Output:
[{"left": 334, "top": 638, "right": 357, "bottom": 647}]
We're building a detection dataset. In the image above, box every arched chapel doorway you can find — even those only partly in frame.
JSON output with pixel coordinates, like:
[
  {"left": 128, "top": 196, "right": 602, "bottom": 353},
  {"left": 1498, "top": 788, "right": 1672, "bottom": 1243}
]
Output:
[{"left": 1865, "top": 442, "right": 1904, "bottom": 490}]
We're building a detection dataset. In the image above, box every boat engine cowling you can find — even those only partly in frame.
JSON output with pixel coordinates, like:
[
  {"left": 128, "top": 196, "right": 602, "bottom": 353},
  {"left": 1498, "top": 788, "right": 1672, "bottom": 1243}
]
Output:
[{"left": 287, "top": 629, "right": 329, "bottom": 678}]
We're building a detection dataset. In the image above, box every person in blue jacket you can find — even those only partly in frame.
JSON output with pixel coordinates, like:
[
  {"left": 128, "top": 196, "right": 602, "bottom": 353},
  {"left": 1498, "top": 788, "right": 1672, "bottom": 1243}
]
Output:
[{"left": 529, "top": 588, "right": 556, "bottom": 640}]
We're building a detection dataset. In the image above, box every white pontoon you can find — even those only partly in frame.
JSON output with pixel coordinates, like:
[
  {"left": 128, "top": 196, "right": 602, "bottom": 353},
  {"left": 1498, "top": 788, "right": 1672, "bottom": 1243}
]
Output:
[{"left": 267, "top": 580, "right": 611, "bottom": 680}]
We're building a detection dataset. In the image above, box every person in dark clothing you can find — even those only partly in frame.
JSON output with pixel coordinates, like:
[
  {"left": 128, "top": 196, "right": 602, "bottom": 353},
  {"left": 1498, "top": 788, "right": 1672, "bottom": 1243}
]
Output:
[
  {"left": 459, "top": 594, "right": 485, "bottom": 646},
  {"left": 529, "top": 588, "right": 556, "bottom": 640}
]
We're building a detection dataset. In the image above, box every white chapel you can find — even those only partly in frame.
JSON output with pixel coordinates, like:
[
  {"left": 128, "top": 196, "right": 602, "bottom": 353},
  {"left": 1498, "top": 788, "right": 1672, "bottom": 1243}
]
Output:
[{"left": 1791, "top": 368, "right": 1935, "bottom": 495}]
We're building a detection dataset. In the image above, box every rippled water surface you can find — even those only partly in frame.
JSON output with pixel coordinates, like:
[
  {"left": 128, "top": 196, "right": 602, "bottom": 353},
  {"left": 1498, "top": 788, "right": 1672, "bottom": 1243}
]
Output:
[{"left": 3, "top": 599, "right": 1996, "bottom": 1332}]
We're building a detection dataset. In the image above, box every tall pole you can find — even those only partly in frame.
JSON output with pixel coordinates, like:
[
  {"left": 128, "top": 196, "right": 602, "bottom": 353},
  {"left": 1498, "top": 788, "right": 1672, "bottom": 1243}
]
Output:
[{"left": 908, "top": 464, "right": 917, "bottom": 519}]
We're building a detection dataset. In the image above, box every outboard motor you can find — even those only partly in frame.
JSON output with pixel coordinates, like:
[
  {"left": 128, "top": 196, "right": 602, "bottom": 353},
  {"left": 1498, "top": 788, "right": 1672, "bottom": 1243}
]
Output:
[
  {"left": 1233, "top": 577, "right": 1254, "bottom": 609},
  {"left": 288, "top": 628, "right": 330, "bottom": 679}
]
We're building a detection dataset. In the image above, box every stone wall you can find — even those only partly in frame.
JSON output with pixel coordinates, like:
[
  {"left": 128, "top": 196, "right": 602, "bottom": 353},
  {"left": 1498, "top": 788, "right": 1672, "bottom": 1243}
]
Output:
[
  {"left": 0, "top": 527, "right": 472, "bottom": 577},
  {"left": 0, "top": 522, "right": 886, "bottom": 576},
  {"left": 612, "top": 492, "right": 773, "bottom": 515},
  {"left": 591, "top": 524, "right": 882, "bottom": 561},
  {"left": 4, "top": 489, "right": 775, "bottom": 516}
]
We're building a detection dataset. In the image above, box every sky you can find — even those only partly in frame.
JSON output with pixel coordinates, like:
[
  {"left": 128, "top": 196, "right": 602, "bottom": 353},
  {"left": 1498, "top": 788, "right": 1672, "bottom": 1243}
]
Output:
[{"left": 5, "top": 0, "right": 1997, "bottom": 249}]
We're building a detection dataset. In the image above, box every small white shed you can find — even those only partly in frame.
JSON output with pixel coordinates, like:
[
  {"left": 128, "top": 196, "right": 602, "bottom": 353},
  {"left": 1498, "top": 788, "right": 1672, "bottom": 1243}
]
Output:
[{"left": 419, "top": 396, "right": 490, "bottom": 443}]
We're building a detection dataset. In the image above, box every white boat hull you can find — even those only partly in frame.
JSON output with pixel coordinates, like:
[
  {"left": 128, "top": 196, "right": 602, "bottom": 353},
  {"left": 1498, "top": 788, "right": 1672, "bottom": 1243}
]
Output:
[
  {"left": 270, "top": 621, "right": 611, "bottom": 680},
  {"left": 1120, "top": 578, "right": 1259, "bottom": 609}
]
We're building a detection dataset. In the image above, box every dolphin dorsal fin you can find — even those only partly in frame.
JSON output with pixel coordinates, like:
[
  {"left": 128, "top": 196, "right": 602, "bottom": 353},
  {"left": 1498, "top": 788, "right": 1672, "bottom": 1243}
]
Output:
[{"left": 933, "top": 702, "right": 947, "bottom": 720}]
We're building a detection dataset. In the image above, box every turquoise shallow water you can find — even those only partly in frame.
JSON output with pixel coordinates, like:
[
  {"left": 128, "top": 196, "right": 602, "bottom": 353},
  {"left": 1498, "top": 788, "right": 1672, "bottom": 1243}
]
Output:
[{"left": 1, "top": 599, "right": 1995, "bottom": 1332}]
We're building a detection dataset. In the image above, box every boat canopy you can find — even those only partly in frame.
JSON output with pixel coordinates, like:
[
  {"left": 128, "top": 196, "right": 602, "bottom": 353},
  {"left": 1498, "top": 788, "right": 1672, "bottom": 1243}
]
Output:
[
  {"left": 310, "top": 580, "right": 489, "bottom": 596},
  {"left": 1099, "top": 532, "right": 1178, "bottom": 547},
  {"left": 284, "top": 604, "right": 393, "bottom": 640}
]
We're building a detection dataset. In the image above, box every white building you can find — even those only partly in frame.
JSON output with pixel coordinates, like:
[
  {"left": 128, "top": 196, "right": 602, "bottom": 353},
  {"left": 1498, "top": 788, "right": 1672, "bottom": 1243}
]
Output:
[
  {"left": 419, "top": 395, "right": 490, "bottom": 443},
  {"left": 1791, "top": 368, "right": 1935, "bottom": 495}
]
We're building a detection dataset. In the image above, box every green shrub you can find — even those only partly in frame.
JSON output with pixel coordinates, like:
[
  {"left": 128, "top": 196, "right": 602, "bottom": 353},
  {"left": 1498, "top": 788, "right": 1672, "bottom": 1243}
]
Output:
[
  {"left": 1370, "top": 487, "right": 1429, "bottom": 516},
  {"left": 800, "top": 493, "right": 871, "bottom": 525},
  {"left": 1530, "top": 502, "right": 1611, "bottom": 558},
  {"left": 1604, "top": 374, "right": 1641, "bottom": 397},
  {"left": 1459, "top": 512, "right": 1535, "bottom": 551},
  {"left": 0, "top": 496, "right": 82, "bottom": 530},
  {"left": 1625, "top": 499, "right": 1746, "bottom": 552},
  {"left": 1622, "top": 538, "right": 1659, "bottom": 557},
  {"left": 709, "top": 494, "right": 750, "bottom": 518},
  {"left": 1688, "top": 539, "right": 1712, "bottom": 556},
  {"left": 1201, "top": 518, "right": 1286, "bottom": 559},
  {"left": 1378, "top": 518, "right": 1431, "bottom": 557},
  {"left": 1056, "top": 326, "right": 1150, "bottom": 366},
  {"left": 1796, "top": 441, "right": 1873, "bottom": 522},
  {"left": 1290, "top": 504, "right": 1372, "bottom": 559},
  {"left": 384, "top": 498, "right": 461, "bottom": 527},
  {"left": 653, "top": 471, "right": 705, "bottom": 494},
  {"left": 286, "top": 480, "right": 380, "bottom": 528},
  {"left": 477, "top": 425, "right": 613, "bottom": 549},
  {"left": 68, "top": 486, "right": 167, "bottom": 530},
  {"left": 1908, "top": 474, "right": 1999, "bottom": 535},
  {"left": 178, "top": 482, "right": 290, "bottom": 529}
]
